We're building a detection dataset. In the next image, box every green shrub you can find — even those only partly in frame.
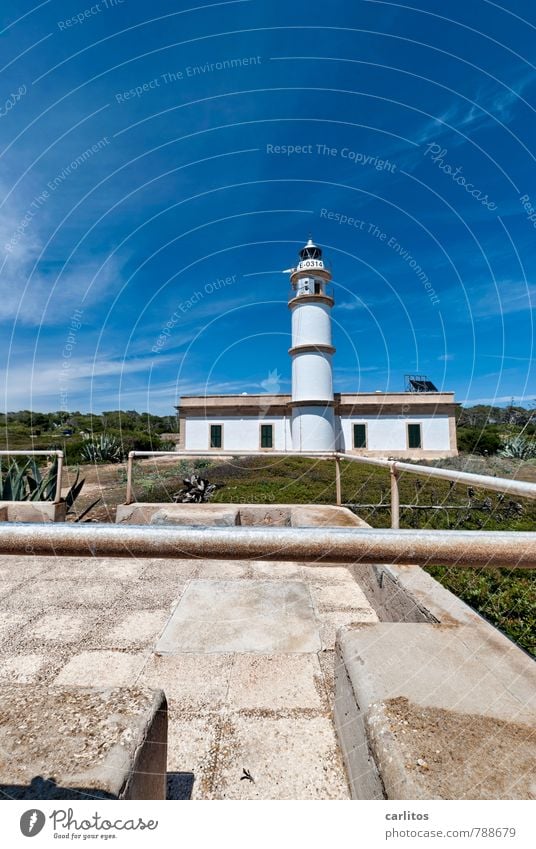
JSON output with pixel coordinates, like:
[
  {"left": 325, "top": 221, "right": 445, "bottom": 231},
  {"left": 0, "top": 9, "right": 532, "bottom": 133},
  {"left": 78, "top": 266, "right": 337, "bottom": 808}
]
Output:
[{"left": 456, "top": 427, "right": 502, "bottom": 455}]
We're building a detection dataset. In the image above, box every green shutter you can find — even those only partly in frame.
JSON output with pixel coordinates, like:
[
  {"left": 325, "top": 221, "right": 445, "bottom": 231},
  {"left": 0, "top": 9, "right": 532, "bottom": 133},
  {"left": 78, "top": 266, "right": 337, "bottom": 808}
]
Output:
[
  {"left": 210, "top": 425, "right": 222, "bottom": 448},
  {"left": 261, "top": 424, "right": 273, "bottom": 448},
  {"left": 353, "top": 423, "right": 366, "bottom": 448},
  {"left": 408, "top": 424, "right": 422, "bottom": 449}
]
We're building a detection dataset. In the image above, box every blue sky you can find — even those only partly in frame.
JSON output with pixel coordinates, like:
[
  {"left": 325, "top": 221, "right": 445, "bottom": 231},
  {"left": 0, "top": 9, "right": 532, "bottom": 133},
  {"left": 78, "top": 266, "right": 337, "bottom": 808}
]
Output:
[{"left": 0, "top": 0, "right": 534, "bottom": 414}]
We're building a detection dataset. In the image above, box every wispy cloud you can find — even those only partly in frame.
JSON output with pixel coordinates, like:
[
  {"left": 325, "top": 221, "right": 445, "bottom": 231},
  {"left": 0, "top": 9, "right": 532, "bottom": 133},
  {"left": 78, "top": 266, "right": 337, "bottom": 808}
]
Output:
[
  {"left": 415, "top": 73, "right": 534, "bottom": 147},
  {"left": 471, "top": 281, "right": 536, "bottom": 318}
]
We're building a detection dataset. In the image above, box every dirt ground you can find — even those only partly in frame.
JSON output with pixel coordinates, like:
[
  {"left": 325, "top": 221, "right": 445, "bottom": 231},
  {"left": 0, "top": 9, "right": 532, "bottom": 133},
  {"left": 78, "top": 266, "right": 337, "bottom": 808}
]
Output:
[{"left": 62, "top": 455, "right": 182, "bottom": 522}]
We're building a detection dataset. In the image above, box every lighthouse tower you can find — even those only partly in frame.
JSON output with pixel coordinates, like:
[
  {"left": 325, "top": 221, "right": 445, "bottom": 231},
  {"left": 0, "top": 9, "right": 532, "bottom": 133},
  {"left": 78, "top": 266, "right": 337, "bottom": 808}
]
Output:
[{"left": 288, "top": 238, "right": 336, "bottom": 451}]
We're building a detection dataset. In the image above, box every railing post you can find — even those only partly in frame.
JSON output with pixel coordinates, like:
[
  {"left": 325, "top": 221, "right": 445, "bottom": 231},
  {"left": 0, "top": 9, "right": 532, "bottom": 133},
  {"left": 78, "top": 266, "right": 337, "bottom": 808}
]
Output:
[
  {"left": 335, "top": 456, "right": 342, "bottom": 506},
  {"left": 126, "top": 452, "right": 135, "bottom": 505},
  {"left": 54, "top": 451, "right": 63, "bottom": 504},
  {"left": 390, "top": 462, "right": 400, "bottom": 529}
]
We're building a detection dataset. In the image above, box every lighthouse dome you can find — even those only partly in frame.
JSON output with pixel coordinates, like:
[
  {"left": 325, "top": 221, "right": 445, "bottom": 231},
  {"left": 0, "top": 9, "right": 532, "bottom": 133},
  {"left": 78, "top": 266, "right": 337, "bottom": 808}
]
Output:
[{"left": 299, "top": 238, "right": 322, "bottom": 261}]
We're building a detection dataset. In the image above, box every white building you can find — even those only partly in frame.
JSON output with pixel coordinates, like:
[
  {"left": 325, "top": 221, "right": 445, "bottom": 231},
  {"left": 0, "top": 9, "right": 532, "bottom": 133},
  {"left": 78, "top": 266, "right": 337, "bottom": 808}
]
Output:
[{"left": 177, "top": 240, "right": 458, "bottom": 458}]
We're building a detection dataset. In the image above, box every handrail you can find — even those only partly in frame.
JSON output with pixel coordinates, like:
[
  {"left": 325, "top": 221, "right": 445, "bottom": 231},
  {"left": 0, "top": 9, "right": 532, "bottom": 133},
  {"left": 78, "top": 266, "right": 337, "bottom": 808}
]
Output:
[
  {"left": 125, "top": 449, "right": 536, "bottom": 526},
  {"left": 0, "top": 449, "right": 64, "bottom": 504},
  {"left": 0, "top": 523, "right": 534, "bottom": 568}
]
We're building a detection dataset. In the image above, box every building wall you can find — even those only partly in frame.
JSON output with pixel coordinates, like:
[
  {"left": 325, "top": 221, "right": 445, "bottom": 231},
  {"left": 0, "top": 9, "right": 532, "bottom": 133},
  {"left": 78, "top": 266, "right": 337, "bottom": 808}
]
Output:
[
  {"left": 182, "top": 412, "right": 455, "bottom": 456},
  {"left": 339, "top": 414, "right": 453, "bottom": 454},
  {"left": 184, "top": 415, "right": 291, "bottom": 451}
]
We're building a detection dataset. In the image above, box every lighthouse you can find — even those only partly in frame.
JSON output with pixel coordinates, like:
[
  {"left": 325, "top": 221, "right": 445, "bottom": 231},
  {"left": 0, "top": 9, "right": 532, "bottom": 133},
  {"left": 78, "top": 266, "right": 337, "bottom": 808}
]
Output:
[{"left": 288, "top": 238, "right": 336, "bottom": 451}]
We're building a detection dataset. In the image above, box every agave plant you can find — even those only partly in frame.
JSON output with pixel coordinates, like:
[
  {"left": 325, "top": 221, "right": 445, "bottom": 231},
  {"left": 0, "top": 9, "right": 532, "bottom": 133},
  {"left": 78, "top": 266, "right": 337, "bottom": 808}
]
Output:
[
  {"left": 173, "top": 474, "right": 220, "bottom": 503},
  {"left": 499, "top": 436, "right": 536, "bottom": 460},
  {"left": 0, "top": 456, "right": 100, "bottom": 521},
  {"left": 81, "top": 433, "right": 123, "bottom": 464}
]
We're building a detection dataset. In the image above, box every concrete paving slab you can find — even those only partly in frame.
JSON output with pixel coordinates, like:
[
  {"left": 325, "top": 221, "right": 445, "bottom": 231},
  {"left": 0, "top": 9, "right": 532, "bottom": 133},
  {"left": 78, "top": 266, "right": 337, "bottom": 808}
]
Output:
[
  {"left": 103, "top": 611, "right": 170, "bottom": 648},
  {"left": 0, "top": 580, "right": 25, "bottom": 599},
  {"left": 227, "top": 654, "right": 325, "bottom": 711},
  {"left": 301, "top": 565, "right": 356, "bottom": 583},
  {"left": 138, "top": 653, "right": 233, "bottom": 712},
  {"left": 335, "top": 623, "right": 536, "bottom": 800},
  {"left": 155, "top": 580, "right": 321, "bottom": 654},
  {"left": 196, "top": 561, "right": 251, "bottom": 580},
  {"left": 4, "top": 581, "right": 123, "bottom": 611},
  {"left": 212, "top": 716, "right": 350, "bottom": 800},
  {"left": 167, "top": 716, "right": 220, "bottom": 799},
  {"left": 114, "top": 580, "right": 187, "bottom": 610},
  {"left": 0, "top": 654, "right": 48, "bottom": 684},
  {"left": 0, "top": 613, "right": 30, "bottom": 645},
  {"left": 310, "top": 581, "right": 371, "bottom": 612},
  {"left": 340, "top": 624, "right": 536, "bottom": 722},
  {"left": 250, "top": 561, "right": 302, "bottom": 580},
  {"left": 138, "top": 560, "right": 198, "bottom": 581},
  {"left": 318, "top": 609, "right": 379, "bottom": 650},
  {"left": 0, "top": 686, "right": 167, "bottom": 799},
  {"left": 23, "top": 612, "right": 92, "bottom": 645},
  {"left": 54, "top": 651, "right": 147, "bottom": 688},
  {"left": 86, "top": 560, "right": 145, "bottom": 580}
]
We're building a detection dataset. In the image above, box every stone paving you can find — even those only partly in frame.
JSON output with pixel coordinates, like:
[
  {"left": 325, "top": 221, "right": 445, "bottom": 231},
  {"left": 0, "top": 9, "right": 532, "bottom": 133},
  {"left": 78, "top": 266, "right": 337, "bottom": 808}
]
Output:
[{"left": 0, "top": 553, "right": 378, "bottom": 799}]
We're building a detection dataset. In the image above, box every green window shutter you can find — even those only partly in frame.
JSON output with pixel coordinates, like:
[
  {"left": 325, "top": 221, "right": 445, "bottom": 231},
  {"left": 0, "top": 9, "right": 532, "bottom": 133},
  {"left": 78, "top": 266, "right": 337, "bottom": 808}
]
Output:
[
  {"left": 210, "top": 425, "right": 222, "bottom": 448},
  {"left": 408, "top": 423, "right": 422, "bottom": 449},
  {"left": 353, "top": 423, "right": 366, "bottom": 448},
  {"left": 261, "top": 424, "right": 273, "bottom": 448}
]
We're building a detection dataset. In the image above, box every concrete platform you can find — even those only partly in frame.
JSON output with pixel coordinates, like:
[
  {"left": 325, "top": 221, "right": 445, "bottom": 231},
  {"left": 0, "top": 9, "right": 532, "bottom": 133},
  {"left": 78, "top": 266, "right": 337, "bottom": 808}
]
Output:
[
  {"left": 0, "top": 553, "right": 377, "bottom": 799},
  {"left": 335, "top": 623, "right": 536, "bottom": 800},
  {"left": 115, "top": 502, "right": 369, "bottom": 528},
  {"left": 0, "top": 501, "right": 66, "bottom": 523},
  {"left": 0, "top": 686, "right": 167, "bottom": 799}
]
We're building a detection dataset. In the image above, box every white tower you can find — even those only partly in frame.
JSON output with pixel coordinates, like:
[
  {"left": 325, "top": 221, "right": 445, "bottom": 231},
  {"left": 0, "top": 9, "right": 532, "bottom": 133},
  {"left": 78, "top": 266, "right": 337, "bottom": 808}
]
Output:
[{"left": 288, "top": 238, "right": 336, "bottom": 451}]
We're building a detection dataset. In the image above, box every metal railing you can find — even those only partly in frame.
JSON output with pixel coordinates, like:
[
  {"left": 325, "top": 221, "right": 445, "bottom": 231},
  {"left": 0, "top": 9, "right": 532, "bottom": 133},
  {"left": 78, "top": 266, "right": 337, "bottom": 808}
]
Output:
[
  {"left": 125, "top": 449, "right": 536, "bottom": 528},
  {"left": 0, "top": 523, "right": 534, "bottom": 568},
  {"left": 0, "top": 449, "right": 64, "bottom": 504}
]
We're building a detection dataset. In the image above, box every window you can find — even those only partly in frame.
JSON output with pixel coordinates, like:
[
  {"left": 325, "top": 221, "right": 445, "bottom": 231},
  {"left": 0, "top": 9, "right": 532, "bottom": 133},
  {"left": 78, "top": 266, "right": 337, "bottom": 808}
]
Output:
[
  {"left": 314, "top": 281, "right": 322, "bottom": 294},
  {"left": 408, "top": 423, "right": 422, "bottom": 449},
  {"left": 210, "top": 424, "right": 222, "bottom": 448},
  {"left": 260, "top": 424, "right": 273, "bottom": 448},
  {"left": 353, "top": 423, "right": 367, "bottom": 448}
]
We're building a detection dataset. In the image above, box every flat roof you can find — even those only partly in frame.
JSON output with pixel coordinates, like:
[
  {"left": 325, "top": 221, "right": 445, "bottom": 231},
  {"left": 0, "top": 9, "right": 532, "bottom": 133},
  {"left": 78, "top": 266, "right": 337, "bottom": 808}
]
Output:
[{"left": 176, "top": 391, "right": 456, "bottom": 411}]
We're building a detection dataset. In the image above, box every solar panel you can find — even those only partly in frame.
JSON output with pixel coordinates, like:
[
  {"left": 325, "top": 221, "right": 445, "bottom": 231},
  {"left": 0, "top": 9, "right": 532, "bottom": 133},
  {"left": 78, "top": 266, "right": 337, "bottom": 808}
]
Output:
[{"left": 408, "top": 378, "right": 438, "bottom": 392}]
